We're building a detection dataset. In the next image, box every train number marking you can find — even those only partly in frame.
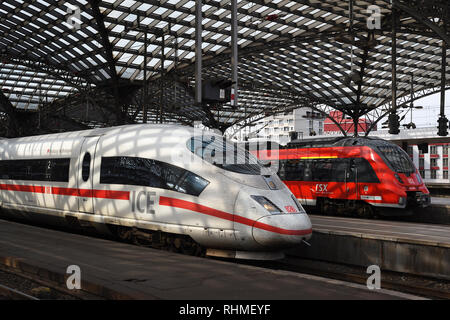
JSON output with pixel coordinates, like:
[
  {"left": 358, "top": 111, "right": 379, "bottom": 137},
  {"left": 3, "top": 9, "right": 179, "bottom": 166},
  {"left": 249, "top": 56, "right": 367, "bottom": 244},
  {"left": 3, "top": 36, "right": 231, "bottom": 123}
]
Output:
[
  {"left": 315, "top": 184, "right": 328, "bottom": 192},
  {"left": 131, "top": 191, "right": 156, "bottom": 214}
]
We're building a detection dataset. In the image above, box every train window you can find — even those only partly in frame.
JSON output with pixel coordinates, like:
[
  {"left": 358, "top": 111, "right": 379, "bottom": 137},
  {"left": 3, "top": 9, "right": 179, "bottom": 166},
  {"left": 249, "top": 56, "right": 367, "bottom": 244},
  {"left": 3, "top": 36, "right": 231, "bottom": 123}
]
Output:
[
  {"left": 0, "top": 158, "right": 70, "bottom": 182},
  {"left": 331, "top": 159, "right": 348, "bottom": 182},
  {"left": 100, "top": 157, "right": 210, "bottom": 196},
  {"left": 377, "top": 145, "right": 415, "bottom": 174},
  {"left": 276, "top": 158, "right": 378, "bottom": 183},
  {"left": 187, "top": 136, "right": 264, "bottom": 175},
  {"left": 280, "top": 159, "right": 305, "bottom": 181},
  {"left": 82, "top": 153, "right": 91, "bottom": 182},
  {"left": 312, "top": 160, "right": 333, "bottom": 182},
  {"left": 353, "top": 158, "right": 380, "bottom": 183}
]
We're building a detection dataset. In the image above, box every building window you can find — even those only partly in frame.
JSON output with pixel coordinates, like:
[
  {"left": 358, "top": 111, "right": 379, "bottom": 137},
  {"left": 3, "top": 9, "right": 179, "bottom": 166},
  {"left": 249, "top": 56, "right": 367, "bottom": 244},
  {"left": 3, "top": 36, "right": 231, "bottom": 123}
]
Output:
[
  {"left": 431, "top": 158, "right": 437, "bottom": 167},
  {"left": 430, "top": 145, "right": 437, "bottom": 154},
  {"left": 420, "top": 170, "right": 425, "bottom": 178},
  {"left": 444, "top": 170, "right": 449, "bottom": 179},
  {"left": 444, "top": 158, "right": 448, "bottom": 167},
  {"left": 419, "top": 158, "right": 425, "bottom": 168},
  {"left": 407, "top": 146, "right": 413, "bottom": 156},
  {"left": 431, "top": 170, "right": 437, "bottom": 179},
  {"left": 444, "top": 145, "right": 449, "bottom": 156}
]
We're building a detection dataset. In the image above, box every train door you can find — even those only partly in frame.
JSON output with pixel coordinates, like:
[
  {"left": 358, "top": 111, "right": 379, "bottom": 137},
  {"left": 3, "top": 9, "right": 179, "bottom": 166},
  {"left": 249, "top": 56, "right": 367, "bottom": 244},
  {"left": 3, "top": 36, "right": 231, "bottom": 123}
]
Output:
[
  {"left": 346, "top": 158, "right": 358, "bottom": 200},
  {"left": 77, "top": 136, "right": 100, "bottom": 213}
]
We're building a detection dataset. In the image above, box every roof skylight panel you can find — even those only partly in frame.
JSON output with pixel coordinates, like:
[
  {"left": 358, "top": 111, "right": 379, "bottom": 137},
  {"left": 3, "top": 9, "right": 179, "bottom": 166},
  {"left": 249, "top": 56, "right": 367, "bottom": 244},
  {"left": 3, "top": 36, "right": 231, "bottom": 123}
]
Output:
[
  {"left": 3, "top": 2, "right": 17, "bottom": 10},
  {"left": 107, "top": 9, "right": 123, "bottom": 19},
  {"left": 124, "top": 13, "right": 138, "bottom": 22}
]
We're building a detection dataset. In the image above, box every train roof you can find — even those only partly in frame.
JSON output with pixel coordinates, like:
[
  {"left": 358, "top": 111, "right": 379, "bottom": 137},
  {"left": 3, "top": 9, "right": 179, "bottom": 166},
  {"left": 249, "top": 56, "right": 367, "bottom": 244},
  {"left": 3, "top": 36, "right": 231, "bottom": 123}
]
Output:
[
  {"left": 1, "top": 124, "right": 215, "bottom": 143},
  {"left": 286, "top": 136, "right": 396, "bottom": 149}
]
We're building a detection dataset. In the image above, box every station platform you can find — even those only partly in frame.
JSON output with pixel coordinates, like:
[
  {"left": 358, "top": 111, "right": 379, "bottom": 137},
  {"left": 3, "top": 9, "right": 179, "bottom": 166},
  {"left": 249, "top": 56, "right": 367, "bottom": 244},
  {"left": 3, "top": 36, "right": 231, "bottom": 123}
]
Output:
[
  {"left": 0, "top": 218, "right": 415, "bottom": 300},
  {"left": 431, "top": 197, "right": 450, "bottom": 206},
  {"left": 310, "top": 215, "right": 450, "bottom": 246},
  {"left": 289, "top": 215, "right": 450, "bottom": 281}
]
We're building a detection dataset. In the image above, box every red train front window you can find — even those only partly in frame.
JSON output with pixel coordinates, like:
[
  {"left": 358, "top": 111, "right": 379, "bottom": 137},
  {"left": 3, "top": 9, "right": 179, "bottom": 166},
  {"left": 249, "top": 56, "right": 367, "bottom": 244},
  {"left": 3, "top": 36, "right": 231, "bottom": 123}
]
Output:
[{"left": 377, "top": 145, "right": 415, "bottom": 175}]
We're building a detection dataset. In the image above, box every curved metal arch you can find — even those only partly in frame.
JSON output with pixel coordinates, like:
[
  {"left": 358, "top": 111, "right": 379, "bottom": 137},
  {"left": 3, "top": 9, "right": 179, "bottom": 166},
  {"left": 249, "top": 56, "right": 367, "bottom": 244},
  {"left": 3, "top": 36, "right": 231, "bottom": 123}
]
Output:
[
  {"left": 392, "top": 0, "right": 450, "bottom": 46},
  {"left": 364, "top": 84, "right": 450, "bottom": 135},
  {"left": 0, "top": 53, "right": 92, "bottom": 90}
]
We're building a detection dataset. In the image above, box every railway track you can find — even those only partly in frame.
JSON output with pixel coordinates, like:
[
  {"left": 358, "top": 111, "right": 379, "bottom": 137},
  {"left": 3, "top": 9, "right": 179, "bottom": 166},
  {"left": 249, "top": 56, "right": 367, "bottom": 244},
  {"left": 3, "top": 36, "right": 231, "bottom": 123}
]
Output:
[
  {"left": 0, "top": 283, "right": 39, "bottom": 300},
  {"left": 0, "top": 266, "right": 91, "bottom": 300},
  {"left": 1, "top": 216, "right": 448, "bottom": 300},
  {"left": 242, "top": 257, "right": 450, "bottom": 300}
]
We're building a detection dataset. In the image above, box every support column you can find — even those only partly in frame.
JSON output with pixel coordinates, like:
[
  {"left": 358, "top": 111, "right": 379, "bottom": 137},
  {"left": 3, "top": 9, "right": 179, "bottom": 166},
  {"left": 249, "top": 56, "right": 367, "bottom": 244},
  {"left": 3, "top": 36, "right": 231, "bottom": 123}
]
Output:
[
  {"left": 143, "top": 30, "right": 148, "bottom": 123},
  {"left": 160, "top": 31, "right": 165, "bottom": 123},
  {"left": 231, "top": 0, "right": 238, "bottom": 109},
  {"left": 389, "top": 9, "right": 400, "bottom": 134},
  {"left": 438, "top": 40, "right": 448, "bottom": 136},
  {"left": 195, "top": 0, "right": 202, "bottom": 105}
]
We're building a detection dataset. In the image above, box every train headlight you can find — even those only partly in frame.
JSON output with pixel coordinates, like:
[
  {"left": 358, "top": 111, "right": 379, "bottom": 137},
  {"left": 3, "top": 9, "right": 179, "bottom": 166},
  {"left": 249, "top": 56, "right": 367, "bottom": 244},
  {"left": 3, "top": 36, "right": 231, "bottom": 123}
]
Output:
[
  {"left": 416, "top": 173, "right": 422, "bottom": 185},
  {"left": 251, "top": 195, "right": 282, "bottom": 214},
  {"left": 291, "top": 195, "right": 306, "bottom": 214}
]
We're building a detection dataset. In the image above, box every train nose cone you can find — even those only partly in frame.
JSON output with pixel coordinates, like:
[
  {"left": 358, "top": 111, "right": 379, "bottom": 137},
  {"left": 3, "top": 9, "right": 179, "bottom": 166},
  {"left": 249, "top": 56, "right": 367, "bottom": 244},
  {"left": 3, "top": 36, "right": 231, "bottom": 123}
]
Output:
[{"left": 252, "top": 214, "right": 312, "bottom": 248}]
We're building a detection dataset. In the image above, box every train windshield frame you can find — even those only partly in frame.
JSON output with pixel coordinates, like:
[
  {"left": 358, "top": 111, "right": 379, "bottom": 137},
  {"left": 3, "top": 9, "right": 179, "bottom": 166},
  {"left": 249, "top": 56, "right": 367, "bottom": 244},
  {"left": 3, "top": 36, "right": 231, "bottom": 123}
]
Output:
[
  {"left": 376, "top": 145, "right": 416, "bottom": 175},
  {"left": 187, "top": 135, "right": 264, "bottom": 175}
]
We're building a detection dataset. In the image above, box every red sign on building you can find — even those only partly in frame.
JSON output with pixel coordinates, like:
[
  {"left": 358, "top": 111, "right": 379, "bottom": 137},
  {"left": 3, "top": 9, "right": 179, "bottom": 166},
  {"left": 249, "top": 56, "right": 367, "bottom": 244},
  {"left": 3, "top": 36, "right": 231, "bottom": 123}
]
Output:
[{"left": 324, "top": 111, "right": 376, "bottom": 134}]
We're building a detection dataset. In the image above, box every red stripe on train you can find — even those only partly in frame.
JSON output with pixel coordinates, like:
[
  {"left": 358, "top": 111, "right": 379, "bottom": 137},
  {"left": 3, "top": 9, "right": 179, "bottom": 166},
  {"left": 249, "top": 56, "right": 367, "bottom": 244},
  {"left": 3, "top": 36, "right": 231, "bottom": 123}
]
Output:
[
  {"left": 159, "top": 196, "right": 312, "bottom": 236},
  {"left": 0, "top": 184, "right": 129, "bottom": 200}
]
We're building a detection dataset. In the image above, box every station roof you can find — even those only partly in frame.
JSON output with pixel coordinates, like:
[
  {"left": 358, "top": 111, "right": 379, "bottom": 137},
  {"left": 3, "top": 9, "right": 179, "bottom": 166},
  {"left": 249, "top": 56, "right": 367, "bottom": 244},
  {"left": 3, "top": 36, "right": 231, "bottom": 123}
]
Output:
[{"left": 0, "top": 0, "right": 449, "bottom": 135}]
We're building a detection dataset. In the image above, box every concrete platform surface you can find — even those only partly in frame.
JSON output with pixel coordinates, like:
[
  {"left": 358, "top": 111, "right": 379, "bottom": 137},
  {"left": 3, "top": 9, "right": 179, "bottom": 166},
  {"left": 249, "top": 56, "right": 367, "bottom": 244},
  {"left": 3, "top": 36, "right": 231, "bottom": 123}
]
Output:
[
  {"left": 310, "top": 215, "right": 450, "bottom": 247},
  {"left": 431, "top": 197, "right": 450, "bottom": 206},
  {"left": 0, "top": 218, "right": 417, "bottom": 300}
]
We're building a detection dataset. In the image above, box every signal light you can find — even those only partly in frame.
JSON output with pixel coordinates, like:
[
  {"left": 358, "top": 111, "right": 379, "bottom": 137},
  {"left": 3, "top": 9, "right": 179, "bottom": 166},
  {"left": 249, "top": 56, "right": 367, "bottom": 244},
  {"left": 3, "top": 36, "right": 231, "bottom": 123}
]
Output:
[
  {"left": 438, "top": 116, "right": 448, "bottom": 136},
  {"left": 388, "top": 113, "right": 400, "bottom": 134}
]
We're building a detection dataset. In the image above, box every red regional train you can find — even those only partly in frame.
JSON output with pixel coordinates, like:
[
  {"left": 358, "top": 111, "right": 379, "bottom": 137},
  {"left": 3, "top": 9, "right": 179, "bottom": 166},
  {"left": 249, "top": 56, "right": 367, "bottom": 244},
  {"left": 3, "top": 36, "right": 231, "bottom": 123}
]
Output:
[{"left": 254, "top": 137, "right": 430, "bottom": 217}]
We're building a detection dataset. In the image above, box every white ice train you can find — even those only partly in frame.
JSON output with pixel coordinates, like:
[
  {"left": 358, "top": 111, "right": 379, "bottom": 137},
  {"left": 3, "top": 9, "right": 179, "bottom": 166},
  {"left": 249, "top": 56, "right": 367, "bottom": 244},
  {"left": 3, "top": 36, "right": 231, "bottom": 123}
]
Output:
[{"left": 0, "top": 124, "right": 312, "bottom": 260}]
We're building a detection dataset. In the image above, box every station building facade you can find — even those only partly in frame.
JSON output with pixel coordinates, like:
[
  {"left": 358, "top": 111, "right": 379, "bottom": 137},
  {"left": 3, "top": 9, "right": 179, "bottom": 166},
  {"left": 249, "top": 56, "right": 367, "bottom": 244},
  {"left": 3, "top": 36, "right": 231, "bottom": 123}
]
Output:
[
  {"left": 405, "top": 142, "right": 449, "bottom": 183},
  {"left": 251, "top": 108, "right": 325, "bottom": 145}
]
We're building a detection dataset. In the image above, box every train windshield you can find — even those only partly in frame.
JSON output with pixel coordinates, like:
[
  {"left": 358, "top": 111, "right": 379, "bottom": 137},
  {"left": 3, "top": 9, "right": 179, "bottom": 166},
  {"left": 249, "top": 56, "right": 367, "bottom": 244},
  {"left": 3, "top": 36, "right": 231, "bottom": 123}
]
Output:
[
  {"left": 377, "top": 145, "right": 415, "bottom": 174},
  {"left": 187, "top": 135, "right": 264, "bottom": 175}
]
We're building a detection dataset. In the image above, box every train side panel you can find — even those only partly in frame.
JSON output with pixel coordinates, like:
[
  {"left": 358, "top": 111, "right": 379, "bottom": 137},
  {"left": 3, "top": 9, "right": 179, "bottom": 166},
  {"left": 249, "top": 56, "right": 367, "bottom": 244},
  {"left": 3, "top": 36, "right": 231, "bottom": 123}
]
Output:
[
  {"left": 0, "top": 135, "right": 83, "bottom": 215},
  {"left": 90, "top": 126, "right": 240, "bottom": 246}
]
